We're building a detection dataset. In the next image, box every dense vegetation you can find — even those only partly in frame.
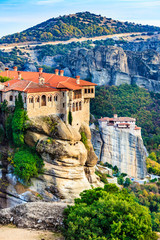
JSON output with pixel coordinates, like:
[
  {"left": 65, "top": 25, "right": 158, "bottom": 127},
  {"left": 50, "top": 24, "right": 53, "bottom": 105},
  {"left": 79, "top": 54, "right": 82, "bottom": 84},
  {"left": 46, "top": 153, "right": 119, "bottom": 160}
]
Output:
[
  {"left": 0, "top": 47, "right": 29, "bottom": 70},
  {"left": 1, "top": 12, "right": 160, "bottom": 44},
  {"left": 128, "top": 182, "right": 160, "bottom": 232},
  {"left": 63, "top": 184, "right": 157, "bottom": 240},
  {"left": 91, "top": 84, "right": 160, "bottom": 160},
  {"left": 0, "top": 93, "right": 44, "bottom": 184}
]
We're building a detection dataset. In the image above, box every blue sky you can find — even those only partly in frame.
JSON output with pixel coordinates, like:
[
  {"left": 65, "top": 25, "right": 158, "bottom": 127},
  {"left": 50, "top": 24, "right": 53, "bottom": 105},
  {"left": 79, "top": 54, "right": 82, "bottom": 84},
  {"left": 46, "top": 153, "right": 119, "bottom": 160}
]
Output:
[{"left": 0, "top": 0, "right": 160, "bottom": 37}]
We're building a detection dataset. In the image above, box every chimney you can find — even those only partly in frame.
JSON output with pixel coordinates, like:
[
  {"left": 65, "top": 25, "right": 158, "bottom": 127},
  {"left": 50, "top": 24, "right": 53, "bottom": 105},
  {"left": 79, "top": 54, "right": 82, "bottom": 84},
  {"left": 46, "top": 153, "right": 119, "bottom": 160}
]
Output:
[
  {"left": 60, "top": 70, "right": 64, "bottom": 76},
  {"left": 13, "top": 66, "right": 17, "bottom": 71},
  {"left": 55, "top": 69, "right": 59, "bottom": 75},
  {"left": 18, "top": 71, "right": 21, "bottom": 80},
  {"left": 5, "top": 67, "right": 9, "bottom": 77},
  {"left": 76, "top": 76, "right": 80, "bottom": 84},
  {"left": 39, "top": 67, "right": 43, "bottom": 73},
  {"left": 114, "top": 114, "right": 118, "bottom": 119},
  {"left": 39, "top": 73, "right": 45, "bottom": 85}
]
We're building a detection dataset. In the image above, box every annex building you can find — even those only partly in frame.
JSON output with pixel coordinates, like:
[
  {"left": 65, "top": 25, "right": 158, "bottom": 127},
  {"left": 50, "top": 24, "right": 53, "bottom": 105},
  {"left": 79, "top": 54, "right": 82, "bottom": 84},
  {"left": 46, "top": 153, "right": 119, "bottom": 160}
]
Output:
[{"left": 0, "top": 67, "right": 96, "bottom": 129}]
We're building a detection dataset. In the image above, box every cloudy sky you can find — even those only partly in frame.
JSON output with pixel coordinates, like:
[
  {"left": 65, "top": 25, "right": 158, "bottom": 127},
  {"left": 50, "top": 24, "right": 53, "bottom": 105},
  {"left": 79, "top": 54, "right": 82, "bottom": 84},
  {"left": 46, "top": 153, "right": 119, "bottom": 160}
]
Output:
[{"left": 0, "top": 0, "right": 160, "bottom": 37}]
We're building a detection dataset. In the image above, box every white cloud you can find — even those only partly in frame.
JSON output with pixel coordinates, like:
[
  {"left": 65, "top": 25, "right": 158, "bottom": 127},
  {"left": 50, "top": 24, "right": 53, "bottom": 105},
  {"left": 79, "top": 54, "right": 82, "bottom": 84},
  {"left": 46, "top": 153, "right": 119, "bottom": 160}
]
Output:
[{"left": 36, "top": 0, "right": 63, "bottom": 5}]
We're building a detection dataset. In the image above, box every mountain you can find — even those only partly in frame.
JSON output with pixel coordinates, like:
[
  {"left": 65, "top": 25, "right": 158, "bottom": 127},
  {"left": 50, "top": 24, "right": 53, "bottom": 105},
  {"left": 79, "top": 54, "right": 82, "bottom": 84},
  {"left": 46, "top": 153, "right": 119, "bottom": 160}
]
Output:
[{"left": 1, "top": 11, "right": 160, "bottom": 44}]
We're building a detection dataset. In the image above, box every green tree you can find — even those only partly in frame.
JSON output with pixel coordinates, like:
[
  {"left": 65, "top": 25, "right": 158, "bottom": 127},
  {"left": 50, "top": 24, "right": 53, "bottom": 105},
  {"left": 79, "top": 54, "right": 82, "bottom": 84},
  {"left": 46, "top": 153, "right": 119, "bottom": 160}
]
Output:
[{"left": 63, "top": 184, "right": 156, "bottom": 240}]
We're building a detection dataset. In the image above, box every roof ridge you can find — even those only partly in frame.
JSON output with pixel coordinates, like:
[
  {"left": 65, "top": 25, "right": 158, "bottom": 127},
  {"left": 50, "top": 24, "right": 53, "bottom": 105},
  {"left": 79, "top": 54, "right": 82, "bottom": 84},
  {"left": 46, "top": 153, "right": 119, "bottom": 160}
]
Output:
[{"left": 23, "top": 81, "right": 32, "bottom": 91}]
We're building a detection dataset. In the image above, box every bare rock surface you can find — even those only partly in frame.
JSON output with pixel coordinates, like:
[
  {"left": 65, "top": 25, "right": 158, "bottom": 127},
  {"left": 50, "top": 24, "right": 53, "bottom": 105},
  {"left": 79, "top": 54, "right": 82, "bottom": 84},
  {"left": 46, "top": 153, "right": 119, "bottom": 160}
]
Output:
[{"left": 0, "top": 202, "right": 67, "bottom": 230}]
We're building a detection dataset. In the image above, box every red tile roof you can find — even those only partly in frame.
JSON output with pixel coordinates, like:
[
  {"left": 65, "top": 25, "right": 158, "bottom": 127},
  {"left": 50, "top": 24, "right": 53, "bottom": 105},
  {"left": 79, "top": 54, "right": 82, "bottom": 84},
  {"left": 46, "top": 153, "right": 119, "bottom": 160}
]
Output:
[
  {"left": 99, "top": 117, "right": 136, "bottom": 122},
  {"left": 0, "top": 70, "right": 96, "bottom": 93}
]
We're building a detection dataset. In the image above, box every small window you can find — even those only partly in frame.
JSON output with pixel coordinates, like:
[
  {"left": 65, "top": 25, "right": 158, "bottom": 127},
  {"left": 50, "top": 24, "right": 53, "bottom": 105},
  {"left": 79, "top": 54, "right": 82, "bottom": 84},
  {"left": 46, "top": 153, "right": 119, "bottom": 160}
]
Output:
[
  {"left": 29, "top": 97, "right": 34, "bottom": 103},
  {"left": 85, "top": 89, "right": 87, "bottom": 94},
  {"left": 79, "top": 101, "right": 82, "bottom": 110},
  {"left": 73, "top": 103, "right": 75, "bottom": 112},
  {"left": 48, "top": 96, "right": 52, "bottom": 102},
  {"left": 63, "top": 92, "right": 65, "bottom": 97},
  {"left": 63, "top": 103, "right": 65, "bottom": 108},
  {"left": 88, "top": 89, "right": 90, "bottom": 93},
  {"left": 54, "top": 95, "right": 58, "bottom": 102},
  {"left": 24, "top": 97, "right": 26, "bottom": 103},
  {"left": 76, "top": 102, "right": 78, "bottom": 111},
  {"left": 9, "top": 95, "right": 13, "bottom": 101},
  {"left": 91, "top": 88, "right": 94, "bottom": 93}
]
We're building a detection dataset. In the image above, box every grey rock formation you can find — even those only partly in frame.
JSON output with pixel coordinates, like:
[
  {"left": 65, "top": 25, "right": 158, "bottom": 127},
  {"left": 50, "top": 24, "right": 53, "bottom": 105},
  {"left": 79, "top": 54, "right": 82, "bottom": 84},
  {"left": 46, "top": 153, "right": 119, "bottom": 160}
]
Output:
[
  {"left": 0, "top": 115, "right": 102, "bottom": 209},
  {"left": 49, "top": 45, "right": 160, "bottom": 92},
  {"left": 91, "top": 125, "right": 147, "bottom": 179},
  {"left": 0, "top": 62, "right": 5, "bottom": 71},
  {"left": 0, "top": 202, "right": 67, "bottom": 230}
]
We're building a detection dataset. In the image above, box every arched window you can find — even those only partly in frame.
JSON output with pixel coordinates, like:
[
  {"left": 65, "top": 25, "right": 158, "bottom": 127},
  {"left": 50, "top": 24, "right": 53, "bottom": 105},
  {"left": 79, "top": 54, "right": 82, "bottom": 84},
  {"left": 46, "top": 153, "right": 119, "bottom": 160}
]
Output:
[
  {"left": 76, "top": 102, "right": 78, "bottom": 111},
  {"left": 41, "top": 95, "right": 46, "bottom": 106},
  {"left": 48, "top": 95, "right": 52, "bottom": 102},
  {"left": 9, "top": 95, "right": 13, "bottom": 101},
  {"left": 29, "top": 97, "right": 34, "bottom": 103},
  {"left": 79, "top": 101, "right": 82, "bottom": 110},
  {"left": 35, "top": 96, "right": 40, "bottom": 103},
  {"left": 73, "top": 102, "right": 75, "bottom": 112},
  {"left": 54, "top": 95, "right": 58, "bottom": 102}
]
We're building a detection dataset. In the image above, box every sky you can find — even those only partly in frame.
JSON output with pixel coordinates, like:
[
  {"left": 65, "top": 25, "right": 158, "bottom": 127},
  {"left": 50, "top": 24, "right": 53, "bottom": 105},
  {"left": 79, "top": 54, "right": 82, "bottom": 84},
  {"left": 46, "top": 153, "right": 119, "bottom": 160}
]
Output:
[{"left": 0, "top": 0, "right": 160, "bottom": 38}]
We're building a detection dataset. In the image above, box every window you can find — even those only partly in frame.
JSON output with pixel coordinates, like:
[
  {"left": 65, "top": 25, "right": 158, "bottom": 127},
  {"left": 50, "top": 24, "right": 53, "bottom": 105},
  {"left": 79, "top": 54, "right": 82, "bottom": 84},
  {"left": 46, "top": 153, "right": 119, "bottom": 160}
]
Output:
[
  {"left": 73, "top": 102, "right": 75, "bottom": 112},
  {"left": 36, "top": 97, "right": 40, "bottom": 103},
  {"left": 48, "top": 96, "right": 52, "bottom": 102},
  {"left": 24, "top": 97, "right": 26, "bottom": 103},
  {"left": 91, "top": 88, "right": 94, "bottom": 93},
  {"left": 76, "top": 102, "right": 78, "bottom": 111},
  {"left": 9, "top": 95, "right": 13, "bottom": 101},
  {"left": 29, "top": 97, "right": 34, "bottom": 103},
  {"left": 79, "top": 101, "right": 82, "bottom": 110},
  {"left": 88, "top": 89, "right": 90, "bottom": 93},
  {"left": 63, "top": 103, "right": 65, "bottom": 108},
  {"left": 63, "top": 92, "right": 65, "bottom": 97},
  {"left": 54, "top": 95, "right": 58, "bottom": 102},
  {"left": 41, "top": 95, "right": 46, "bottom": 106},
  {"left": 85, "top": 89, "right": 87, "bottom": 94}
]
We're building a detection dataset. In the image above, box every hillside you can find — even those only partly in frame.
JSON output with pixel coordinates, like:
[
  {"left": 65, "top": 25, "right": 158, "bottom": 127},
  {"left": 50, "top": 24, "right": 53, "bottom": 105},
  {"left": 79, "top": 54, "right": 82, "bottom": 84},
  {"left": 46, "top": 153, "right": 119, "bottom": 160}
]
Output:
[
  {"left": 1, "top": 11, "right": 160, "bottom": 44},
  {"left": 90, "top": 84, "right": 160, "bottom": 160}
]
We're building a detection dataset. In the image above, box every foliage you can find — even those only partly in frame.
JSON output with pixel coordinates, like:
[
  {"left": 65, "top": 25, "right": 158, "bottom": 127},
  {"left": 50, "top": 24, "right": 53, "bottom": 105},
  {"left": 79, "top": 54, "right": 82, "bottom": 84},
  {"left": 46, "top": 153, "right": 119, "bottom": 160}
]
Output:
[
  {"left": 11, "top": 147, "right": 44, "bottom": 184},
  {"left": 1, "top": 12, "right": 160, "bottom": 44},
  {"left": 68, "top": 111, "right": 73, "bottom": 125},
  {"left": 146, "top": 158, "right": 160, "bottom": 175},
  {"left": 91, "top": 84, "right": 160, "bottom": 158},
  {"left": 0, "top": 76, "right": 11, "bottom": 82},
  {"left": 95, "top": 170, "right": 108, "bottom": 184},
  {"left": 117, "top": 175, "right": 124, "bottom": 185},
  {"left": 63, "top": 184, "right": 156, "bottom": 240},
  {"left": 0, "top": 125, "right": 5, "bottom": 144},
  {"left": 12, "top": 93, "right": 28, "bottom": 146},
  {"left": 1, "top": 99, "right": 8, "bottom": 112},
  {"left": 127, "top": 182, "right": 160, "bottom": 232},
  {"left": 80, "top": 131, "right": 89, "bottom": 150}
]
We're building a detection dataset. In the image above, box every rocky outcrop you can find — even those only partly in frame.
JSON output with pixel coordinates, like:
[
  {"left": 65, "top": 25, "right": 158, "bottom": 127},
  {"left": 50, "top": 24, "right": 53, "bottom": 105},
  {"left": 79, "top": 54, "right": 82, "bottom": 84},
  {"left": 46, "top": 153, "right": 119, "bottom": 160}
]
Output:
[
  {"left": 0, "top": 202, "right": 67, "bottom": 230},
  {"left": 0, "top": 115, "right": 102, "bottom": 208},
  {"left": 39, "top": 45, "right": 160, "bottom": 92},
  {"left": 91, "top": 125, "right": 147, "bottom": 179}
]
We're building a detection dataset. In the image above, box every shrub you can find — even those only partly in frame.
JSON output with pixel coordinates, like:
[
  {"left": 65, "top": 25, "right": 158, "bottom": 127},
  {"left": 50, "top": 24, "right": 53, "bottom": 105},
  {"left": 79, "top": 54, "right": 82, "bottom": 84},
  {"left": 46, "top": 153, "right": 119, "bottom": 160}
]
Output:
[
  {"left": 12, "top": 148, "right": 44, "bottom": 184},
  {"left": 80, "top": 131, "right": 89, "bottom": 150},
  {"left": 68, "top": 111, "right": 73, "bottom": 125},
  {"left": 0, "top": 125, "right": 5, "bottom": 144},
  {"left": 63, "top": 184, "right": 156, "bottom": 240}
]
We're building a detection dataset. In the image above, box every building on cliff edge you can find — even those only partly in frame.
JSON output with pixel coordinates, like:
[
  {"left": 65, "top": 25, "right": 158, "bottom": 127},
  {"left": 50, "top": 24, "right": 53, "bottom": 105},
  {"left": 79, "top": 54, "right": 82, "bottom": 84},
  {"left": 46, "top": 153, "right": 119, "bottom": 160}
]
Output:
[
  {"left": 99, "top": 114, "right": 141, "bottom": 137},
  {"left": 0, "top": 67, "right": 96, "bottom": 129}
]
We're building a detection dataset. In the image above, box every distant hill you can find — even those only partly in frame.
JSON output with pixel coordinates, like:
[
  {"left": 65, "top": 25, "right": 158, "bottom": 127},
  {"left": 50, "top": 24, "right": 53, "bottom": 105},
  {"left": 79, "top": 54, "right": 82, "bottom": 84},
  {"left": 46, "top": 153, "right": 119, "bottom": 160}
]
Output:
[{"left": 1, "top": 11, "right": 160, "bottom": 44}]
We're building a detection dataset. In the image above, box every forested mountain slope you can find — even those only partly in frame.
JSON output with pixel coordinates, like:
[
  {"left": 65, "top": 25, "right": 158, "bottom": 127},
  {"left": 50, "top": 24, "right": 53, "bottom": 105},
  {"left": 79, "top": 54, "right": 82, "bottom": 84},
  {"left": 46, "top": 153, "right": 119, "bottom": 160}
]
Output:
[{"left": 1, "top": 11, "right": 160, "bottom": 43}]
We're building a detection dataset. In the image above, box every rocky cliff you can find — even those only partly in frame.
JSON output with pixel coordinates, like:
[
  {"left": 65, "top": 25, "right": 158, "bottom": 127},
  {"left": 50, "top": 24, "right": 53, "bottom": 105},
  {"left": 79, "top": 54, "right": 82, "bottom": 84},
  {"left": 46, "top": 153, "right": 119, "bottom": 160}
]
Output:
[
  {"left": 91, "top": 125, "right": 147, "bottom": 179},
  {"left": 0, "top": 115, "right": 102, "bottom": 209}
]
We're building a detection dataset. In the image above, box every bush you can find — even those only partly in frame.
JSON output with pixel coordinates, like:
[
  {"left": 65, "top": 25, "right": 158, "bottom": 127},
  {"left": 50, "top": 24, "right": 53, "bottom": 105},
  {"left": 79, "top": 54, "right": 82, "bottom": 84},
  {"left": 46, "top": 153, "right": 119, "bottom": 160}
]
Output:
[
  {"left": 80, "top": 131, "right": 89, "bottom": 150},
  {"left": 12, "top": 148, "right": 44, "bottom": 184},
  {"left": 63, "top": 184, "right": 156, "bottom": 240}
]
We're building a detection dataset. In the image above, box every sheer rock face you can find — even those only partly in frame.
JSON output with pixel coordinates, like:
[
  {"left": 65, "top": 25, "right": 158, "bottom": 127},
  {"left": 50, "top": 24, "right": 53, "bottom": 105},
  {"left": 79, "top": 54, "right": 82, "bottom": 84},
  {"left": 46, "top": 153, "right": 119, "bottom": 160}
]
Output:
[
  {"left": 56, "top": 46, "right": 160, "bottom": 92},
  {"left": 91, "top": 125, "right": 147, "bottom": 179}
]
